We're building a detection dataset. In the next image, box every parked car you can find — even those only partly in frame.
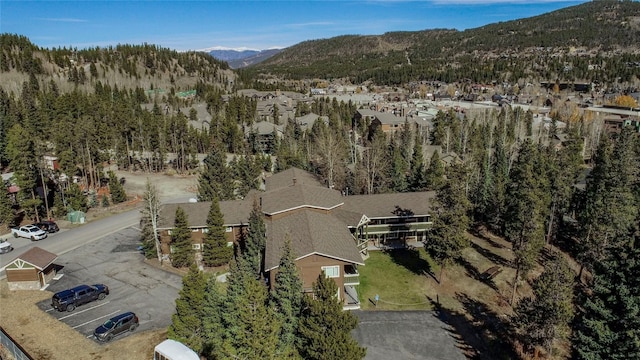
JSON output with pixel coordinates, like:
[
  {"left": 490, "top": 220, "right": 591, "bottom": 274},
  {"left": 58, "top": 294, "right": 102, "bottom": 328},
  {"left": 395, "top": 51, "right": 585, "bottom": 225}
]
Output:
[
  {"left": 94, "top": 312, "right": 139, "bottom": 342},
  {"left": 11, "top": 225, "right": 47, "bottom": 241},
  {"left": 51, "top": 284, "right": 109, "bottom": 312},
  {"left": 34, "top": 220, "right": 59, "bottom": 233},
  {"left": 0, "top": 239, "right": 12, "bottom": 254}
]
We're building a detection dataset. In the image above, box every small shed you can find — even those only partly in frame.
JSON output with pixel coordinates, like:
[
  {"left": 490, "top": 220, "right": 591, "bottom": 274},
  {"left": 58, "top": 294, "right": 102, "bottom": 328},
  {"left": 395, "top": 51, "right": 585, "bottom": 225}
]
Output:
[{"left": 4, "top": 247, "right": 58, "bottom": 290}]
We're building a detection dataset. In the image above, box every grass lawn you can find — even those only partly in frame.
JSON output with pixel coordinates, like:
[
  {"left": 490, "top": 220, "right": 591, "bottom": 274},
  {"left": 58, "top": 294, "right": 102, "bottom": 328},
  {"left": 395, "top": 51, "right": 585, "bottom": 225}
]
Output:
[{"left": 358, "top": 248, "right": 438, "bottom": 310}]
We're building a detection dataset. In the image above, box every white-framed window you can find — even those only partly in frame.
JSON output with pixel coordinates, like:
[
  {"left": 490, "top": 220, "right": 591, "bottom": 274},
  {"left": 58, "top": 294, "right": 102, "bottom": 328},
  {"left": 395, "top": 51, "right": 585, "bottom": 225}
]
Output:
[
  {"left": 203, "top": 228, "right": 209, "bottom": 233},
  {"left": 191, "top": 228, "right": 199, "bottom": 233},
  {"left": 322, "top": 265, "right": 340, "bottom": 278},
  {"left": 169, "top": 245, "right": 175, "bottom": 254},
  {"left": 225, "top": 227, "right": 233, "bottom": 233},
  {"left": 192, "top": 244, "right": 201, "bottom": 250},
  {"left": 226, "top": 242, "right": 234, "bottom": 247},
  {"left": 167, "top": 230, "right": 172, "bottom": 235}
]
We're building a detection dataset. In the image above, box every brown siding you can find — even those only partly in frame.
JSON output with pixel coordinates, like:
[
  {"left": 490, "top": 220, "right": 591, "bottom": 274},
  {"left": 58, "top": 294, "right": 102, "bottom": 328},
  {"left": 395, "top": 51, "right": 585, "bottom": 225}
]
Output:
[
  {"left": 159, "top": 226, "right": 246, "bottom": 256},
  {"left": 6, "top": 268, "right": 39, "bottom": 282},
  {"left": 269, "top": 254, "right": 349, "bottom": 300}
]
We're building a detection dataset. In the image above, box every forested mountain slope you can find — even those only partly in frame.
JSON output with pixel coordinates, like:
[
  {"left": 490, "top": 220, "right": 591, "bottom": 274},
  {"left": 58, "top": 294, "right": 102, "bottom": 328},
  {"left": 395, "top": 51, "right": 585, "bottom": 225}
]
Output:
[
  {"left": 247, "top": 1, "right": 640, "bottom": 85},
  {"left": 0, "top": 34, "right": 236, "bottom": 96}
]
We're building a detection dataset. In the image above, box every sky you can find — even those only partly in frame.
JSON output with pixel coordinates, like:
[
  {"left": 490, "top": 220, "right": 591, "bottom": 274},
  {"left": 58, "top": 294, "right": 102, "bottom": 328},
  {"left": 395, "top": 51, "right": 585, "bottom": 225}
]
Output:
[{"left": 1, "top": 0, "right": 590, "bottom": 52}]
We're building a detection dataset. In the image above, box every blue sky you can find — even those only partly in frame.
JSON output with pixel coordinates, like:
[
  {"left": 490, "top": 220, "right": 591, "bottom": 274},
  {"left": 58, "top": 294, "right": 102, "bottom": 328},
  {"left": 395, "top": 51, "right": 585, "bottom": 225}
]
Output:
[{"left": 1, "top": 0, "right": 589, "bottom": 51}]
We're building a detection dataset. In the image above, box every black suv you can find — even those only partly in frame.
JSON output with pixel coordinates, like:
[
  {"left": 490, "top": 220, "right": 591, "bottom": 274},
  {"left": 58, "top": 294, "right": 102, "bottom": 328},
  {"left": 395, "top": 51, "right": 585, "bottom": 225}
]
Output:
[
  {"left": 51, "top": 284, "right": 109, "bottom": 312},
  {"left": 34, "top": 220, "right": 59, "bottom": 233},
  {"left": 94, "top": 312, "right": 139, "bottom": 342}
]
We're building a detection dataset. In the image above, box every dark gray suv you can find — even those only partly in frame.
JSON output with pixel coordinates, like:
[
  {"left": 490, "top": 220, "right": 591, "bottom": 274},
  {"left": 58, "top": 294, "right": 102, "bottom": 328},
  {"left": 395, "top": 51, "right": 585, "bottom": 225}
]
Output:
[{"left": 93, "top": 312, "right": 139, "bottom": 342}]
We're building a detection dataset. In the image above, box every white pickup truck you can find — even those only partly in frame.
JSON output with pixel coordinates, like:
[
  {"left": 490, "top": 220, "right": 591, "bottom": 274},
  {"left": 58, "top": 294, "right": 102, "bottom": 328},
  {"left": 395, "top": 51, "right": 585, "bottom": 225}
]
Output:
[
  {"left": 0, "top": 238, "right": 12, "bottom": 253},
  {"left": 11, "top": 224, "right": 48, "bottom": 241}
]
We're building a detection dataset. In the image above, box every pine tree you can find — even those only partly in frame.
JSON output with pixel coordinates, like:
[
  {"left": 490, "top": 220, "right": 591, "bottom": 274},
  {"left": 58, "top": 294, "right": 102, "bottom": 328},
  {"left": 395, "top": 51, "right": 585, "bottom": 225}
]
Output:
[
  {"left": 388, "top": 139, "right": 409, "bottom": 192},
  {"left": 504, "top": 141, "right": 545, "bottom": 305},
  {"left": 270, "top": 238, "right": 304, "bottom": 356},
  {"left": 224, "top": 262, "right": 281, "bottom": 359},
  {"left": 171, "top": 207, "right": 194, "bottom": 268},
  {"left": 107, "top": 170, "right": 127, "bottom": 204},
  {"left": 201, "top": 276, "right": 226, "bottom": 359},
  {"left": 297, "top": 274, "right": 366, "bottom": 360},
  {"left": 424, "top": 151, "right": 445, "bottom": 191},
  {"left": 7, "top": 123, "right": 40, "bottom": 221},
  {"left": 197, "top": 144, "right": 235, "bottom": 201},
  {"left": 0, "top": 186, "right": 14, "bottom": 228},
  {"left": 514, "top": 253, "right": 574, "bottom": 356},
  {"left": 243, "top": 199, "right": 266, "bottom": 277},
  {"left": 66, "top": 183, "right": 88, "bottom": 212},
  {"left": 572, "top": 240, "right": 640, "bottom": 360},
  {"left": 409, "top": 132, "right": 427, "bottom": 191},
  {"left": 202, "top": 196, "right": 233, "bottom": 267},
  {"left": 168, "top": 264, "right": 208, "bottom": 354},
  {"left": 424, "top": 163, "right": 471, "bottom": 283}
]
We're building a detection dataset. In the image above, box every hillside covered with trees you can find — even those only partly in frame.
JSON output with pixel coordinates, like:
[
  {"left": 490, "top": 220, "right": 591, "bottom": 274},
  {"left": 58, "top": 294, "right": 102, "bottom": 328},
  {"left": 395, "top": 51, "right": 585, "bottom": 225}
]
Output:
[{"left": 245, "top": 1, "right": 640, "bottom": 85}]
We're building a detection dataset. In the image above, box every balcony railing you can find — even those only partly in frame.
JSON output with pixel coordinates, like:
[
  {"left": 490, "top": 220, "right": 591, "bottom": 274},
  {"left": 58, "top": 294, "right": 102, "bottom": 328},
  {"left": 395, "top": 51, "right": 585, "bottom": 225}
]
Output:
[{"left": 344, "top": 265, "right": 360, "bottom": 286}]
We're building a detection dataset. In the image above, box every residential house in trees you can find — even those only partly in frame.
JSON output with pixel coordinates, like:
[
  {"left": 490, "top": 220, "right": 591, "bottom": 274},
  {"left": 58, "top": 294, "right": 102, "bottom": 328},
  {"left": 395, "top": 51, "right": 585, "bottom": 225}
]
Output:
[
  {"left": 355, "top": 109, "right": 416, "bottom": 135},
  {"left": 157, "top": 167, "right": 435, "bottom": 309}
]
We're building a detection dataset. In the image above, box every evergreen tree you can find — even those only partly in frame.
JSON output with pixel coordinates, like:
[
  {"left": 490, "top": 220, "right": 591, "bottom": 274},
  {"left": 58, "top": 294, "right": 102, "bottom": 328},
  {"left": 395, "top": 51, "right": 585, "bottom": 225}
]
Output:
[
  {"left": 424, "top": 151, "right": 445, "bottom": 191},
  {"left": 572, "top": 240, "right": 640, "bottom": 360},
  {"left": 0, "top": 186, "right": 14, "bottom": 228},
  {"left": 66, "top": 183, "right": 88, "bottom": 212},
  {"left": 198, "top": 144, "right": 235, "bottom": 201},
  {"left": 168, "top": 264, "right": 208, "bottom": 354},
  {"left": 297, "top": 274, "right": 366, "bottom": 360},
  {"left": 514, "top": 253, "right": 574, "bottom": 356},
  {"left": 504, "top": 141, "right": 545, "bottom": 305},
  {"left": 488, "top": 135, "right": 509, "bottom": 233},
  {"left": 107, "top": 170, "right": 127, "bottom": 204},
  {"left": 201, "top": 276, "right": 226, "bottom": 359},
  {"left": 388, "top": 139, "right": 409, "bottom": 192},
  {"left": 171, "top": 206, "right": 194, "bottom": 268},
  {"left": 473, "top": 149, "right": 493, "bottom": 222},
  {"left": 270, "top": 238, "right": 304, "bottom": 356},
  {"left": 202, "top": 196, "right": 233, "bottom": 267},
  {"left": 409, "top": 132, "right": 427, "bottom": 191},
  {"left": 225, "top": 277, "right": 280, "bottom": 360},
  {"left": 7, "top": 123, "right": 40, "bottom": 221},
  {"left": 243, "top": 199, "right": 266, "bottom": 277},
  {"left": 424, "top": 163, "right": 471, "bottom": 283}
]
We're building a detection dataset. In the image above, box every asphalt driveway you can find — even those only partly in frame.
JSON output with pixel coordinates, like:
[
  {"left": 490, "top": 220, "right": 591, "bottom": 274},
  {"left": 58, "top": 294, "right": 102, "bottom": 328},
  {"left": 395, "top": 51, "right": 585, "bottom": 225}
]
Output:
[
  {"left": 352, "top": 310, "right": 467, "bottom": 360},
  {"left": 36, "top": 226, "right": 183, "bottom": 343}
]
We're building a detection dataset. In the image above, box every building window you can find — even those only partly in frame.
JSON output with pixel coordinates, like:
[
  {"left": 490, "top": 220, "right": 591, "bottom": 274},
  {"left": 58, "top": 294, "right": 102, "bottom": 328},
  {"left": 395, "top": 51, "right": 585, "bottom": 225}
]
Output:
[
  {"left": 192, "top": 244, "right": 201, "bottom": 250},
  {"left": 167, "top": 230, "right": 172, "bottom": 235},
  {"left": 227, "top": 242, "right": 233, "bottom": 247},
  {"left": 192, "top": 228, "right": 199, "bottom": 233},
  {"left": 203, "top": 228, "right": 209, "bottom": 233},
  {"left": 225, "top": 227, "right": 233, "bottom": 233},
  {"left": 169, "top": 245, "right": 175, "bottom": 254},
  {"left": 322, "top": 265, "right": 340, "bottom": 278}
]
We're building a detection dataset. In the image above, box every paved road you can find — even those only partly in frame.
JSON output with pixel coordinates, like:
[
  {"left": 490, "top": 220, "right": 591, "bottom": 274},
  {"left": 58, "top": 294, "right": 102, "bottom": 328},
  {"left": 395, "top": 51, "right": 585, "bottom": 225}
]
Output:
[
  {"left": 352, "top": 310, "right": 467, "bottom": 360},
  {"left": 0, "top": 209, "right": 141, "bottom": 275}
]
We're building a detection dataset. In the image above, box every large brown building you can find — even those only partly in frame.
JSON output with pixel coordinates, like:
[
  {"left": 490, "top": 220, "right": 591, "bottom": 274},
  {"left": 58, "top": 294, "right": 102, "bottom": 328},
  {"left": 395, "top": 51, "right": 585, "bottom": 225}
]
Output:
[{"left": 158, "top": 167, "right": 435, "bottom": 309}]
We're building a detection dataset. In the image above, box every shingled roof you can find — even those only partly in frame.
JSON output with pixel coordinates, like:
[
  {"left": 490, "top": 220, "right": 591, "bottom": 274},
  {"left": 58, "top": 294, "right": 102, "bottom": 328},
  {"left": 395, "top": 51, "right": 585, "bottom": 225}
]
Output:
[
  {"left": 264, "top": 209, "right": 364, "bottom": 271},
  {"left": 339, "top": 191, "right": 436, "bottom": 219},
  {"left": 8, "top": 246, "right": 57, "bottom": 270},
  {"left": 159, "top": 198, "right": 253, "bottom": 229},
  {"left": 265, "top": 167, "right": 325, "bottom": 191},
  {"left": 260, "top": 184, "right": 343, "bottom": 215}
]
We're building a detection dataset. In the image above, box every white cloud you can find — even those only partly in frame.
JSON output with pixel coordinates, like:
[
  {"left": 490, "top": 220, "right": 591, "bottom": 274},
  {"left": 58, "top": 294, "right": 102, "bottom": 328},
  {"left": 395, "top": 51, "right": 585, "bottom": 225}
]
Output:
[{"left": 36, "top": 18, "right": 88, "bottom": 23}]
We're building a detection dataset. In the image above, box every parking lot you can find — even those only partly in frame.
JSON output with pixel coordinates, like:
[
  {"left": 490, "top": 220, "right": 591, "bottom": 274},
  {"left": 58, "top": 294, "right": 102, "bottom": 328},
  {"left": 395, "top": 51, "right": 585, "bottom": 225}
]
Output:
[{"left": 35, "top": 226, "right": 183, "bottom": 343}]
